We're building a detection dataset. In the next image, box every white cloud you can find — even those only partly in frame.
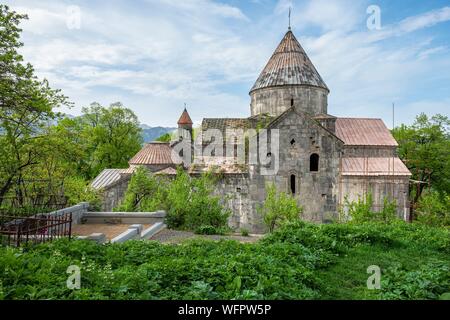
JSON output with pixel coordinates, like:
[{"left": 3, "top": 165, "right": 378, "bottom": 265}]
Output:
[{"left": 4, "top": 0, "right": 450, "bottom": 127}]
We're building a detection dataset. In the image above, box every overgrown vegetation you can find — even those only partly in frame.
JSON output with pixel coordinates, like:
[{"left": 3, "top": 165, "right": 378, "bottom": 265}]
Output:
[
  {"left": 392, "top": 113, "right": 449, "bottom": 226},
  {"left": 116, "top": 167, "right": 230, "bottom": 233},
  {"left": 0, "top": 221, "right": 448, "bottom": 300},
  {"left": 258, "top": 183, "right": 303, "bottom": 232},
  {"left": 342, "top": 193, "right": 399, "bottom": 224}
]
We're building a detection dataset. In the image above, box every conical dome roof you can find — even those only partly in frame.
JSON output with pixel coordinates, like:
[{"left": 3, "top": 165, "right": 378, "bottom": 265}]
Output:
[
  {"left": 177, "top": 108, "right": 193, "bottom": 125},
  {"left": 250, "top": 30, "right": 328, "bottom": 93}
]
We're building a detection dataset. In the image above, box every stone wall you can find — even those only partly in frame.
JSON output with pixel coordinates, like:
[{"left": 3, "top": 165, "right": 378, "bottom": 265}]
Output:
[
  {"left": 250, "top": 85, "right": 328, "bottom": 117},
  {"left": 213, "top": 174, "right": 254, "bottom": 232},
  {"left": 339, "top": 175, "right": 410, "bottom": 220},
  {"left": 101, "top": 177, "right": 131, "bottom": 211}
]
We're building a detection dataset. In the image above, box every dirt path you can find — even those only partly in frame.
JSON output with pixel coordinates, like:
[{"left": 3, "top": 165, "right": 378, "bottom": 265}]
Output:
[{"left": 149, "top": 228, "right": 264, "bottom": 244}]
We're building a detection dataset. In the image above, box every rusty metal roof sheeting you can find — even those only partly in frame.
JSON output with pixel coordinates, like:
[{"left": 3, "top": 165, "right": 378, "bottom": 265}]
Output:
[
  {"left": 129, "top": 142, "right": 174, "bottom": 165},
  {"left": 335, "top": 118, "right": 398, "bottom": 146},
  {"left": 91, "top": 169, "right": 127, "bottom": 190},
  {"left": 177, "top": 108, "right": 193, "bottom": 125},
  {"left": 251, "top": 31, "right": 328, "bottom": 93},
  {"left": 342, "top": 157, "right": 411, "bottom": 176}
]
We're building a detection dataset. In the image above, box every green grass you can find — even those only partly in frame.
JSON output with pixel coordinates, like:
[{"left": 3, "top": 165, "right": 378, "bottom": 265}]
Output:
[
  {"left": 316, "top": 244, "right": 449, "bottom": 299},
  {"left": 0, "top": 220, "right": 449, "bottom": 300}
]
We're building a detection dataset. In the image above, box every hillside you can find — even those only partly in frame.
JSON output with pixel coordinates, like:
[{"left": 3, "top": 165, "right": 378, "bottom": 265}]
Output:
[{"left": 140, "top": 125, "right": 176, "bottom": 143}]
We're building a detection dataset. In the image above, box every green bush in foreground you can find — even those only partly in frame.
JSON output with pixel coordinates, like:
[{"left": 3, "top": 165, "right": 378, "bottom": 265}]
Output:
[
  {"left": 115, "top": 167, "right": 230, "bottom": 233},
  {"left": 0, "top": 221, "right": 448, "bottom": 300},
  {"left": 258, "top": 183, "right": 303, "bottom": 232}
]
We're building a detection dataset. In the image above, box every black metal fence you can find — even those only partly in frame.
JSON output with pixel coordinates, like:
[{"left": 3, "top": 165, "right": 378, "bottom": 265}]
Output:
[{"left": 0, "top": 213, "right": 72, "bottom": 247}]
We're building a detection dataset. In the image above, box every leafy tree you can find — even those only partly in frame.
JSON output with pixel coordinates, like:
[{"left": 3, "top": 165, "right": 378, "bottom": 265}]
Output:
[
  {"left": 155, "top": 133, "right": 172, "bottom": 142},
  {"left": 416, "top": 190, "right": 450, "bottom": 227},
  {"left": 53, "top": 103, "right": 143, "bottom": 180},
  {"left": 392, "top": 113, "right": 450, "bottom": 201},
  {"left": 258, "top": 183, "right": 302, "bottom": 232},
  {"left": 0, "top": 5, "right": 69, "bottom": 205},
  {"left": 80, "top": 102, "right": 143, "bottom": 179}
]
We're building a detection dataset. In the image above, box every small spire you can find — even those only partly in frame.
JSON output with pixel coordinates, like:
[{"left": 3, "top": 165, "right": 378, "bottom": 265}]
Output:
[{"left": 288, "top": 7, "right": 291, "bottom": 31}]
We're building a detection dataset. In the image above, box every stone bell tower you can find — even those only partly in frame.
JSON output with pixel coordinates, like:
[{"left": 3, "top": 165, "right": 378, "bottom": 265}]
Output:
[
  {"left": 177, "top": 107, "right": 193, "bottom": 141},
  {"left": 249, "top": 30, "right": 329, "bottom": 117}
]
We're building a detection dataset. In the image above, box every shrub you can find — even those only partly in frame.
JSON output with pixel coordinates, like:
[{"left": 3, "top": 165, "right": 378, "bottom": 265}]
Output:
[
  {"left": 195, "top": 225, "right": 217, "bottom": 235},
  {"left": 165, "top": 168, "right": 230, "bottom": 232},
  {"left": 64, "top": 176, "right": 102, "bottom": 210},
  {"left": 241, "top": 229, "right": 250, "bottom": 237},
  {"left": 115, "top": 166, "right": 166, "bottom": 212},
  {"left": 380, "top": 262, "right": 450, "bottom": 300},
  {"left": 343, "top": 193, "right": 399, "bottom": 224},
  {"left": 416, "top": 190, "right": 450, "bottom": 227},
  {"left": 258, "top": 183, "right": 303, "bottom": 232},
  {"left": 343, "top": 193, "right": 374, "bottom": 223}
]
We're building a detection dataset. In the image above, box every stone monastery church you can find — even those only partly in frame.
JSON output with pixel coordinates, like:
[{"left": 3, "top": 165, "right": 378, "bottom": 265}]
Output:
[{"left": 92, "top": 29, "right": 412, "bottom": 233}]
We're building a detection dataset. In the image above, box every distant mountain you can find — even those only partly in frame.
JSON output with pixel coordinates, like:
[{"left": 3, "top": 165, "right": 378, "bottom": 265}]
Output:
[{"left": 140, "top": 125, "right": 176, "bottom": 143}]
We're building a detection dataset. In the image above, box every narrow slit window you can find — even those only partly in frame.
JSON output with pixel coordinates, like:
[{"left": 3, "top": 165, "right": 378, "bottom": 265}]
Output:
[
  {"left": 290, "top": 175, "right": 296, "bottom": 194},
  {"left": 310, "top": 153, "right": 319, "bottom": 172}
]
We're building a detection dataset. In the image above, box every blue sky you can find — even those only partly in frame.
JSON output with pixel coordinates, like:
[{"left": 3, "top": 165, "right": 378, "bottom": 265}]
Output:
[{"left": 6, "top": 0, "right": 450, "bottom": 127}]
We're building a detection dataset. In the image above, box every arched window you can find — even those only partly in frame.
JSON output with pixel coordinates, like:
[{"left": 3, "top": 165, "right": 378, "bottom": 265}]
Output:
[
  {"left": 310, "top": 154, "right": 319, "bottom": 172},
  {"left": 290, "top": 175, "right": 296, "bottom": 194},
  {"left": 290, "top": 138, "right": 296, "bottom": 146},
  {"left": 291, "top": 98, "right": 294, "bottom": 107}
]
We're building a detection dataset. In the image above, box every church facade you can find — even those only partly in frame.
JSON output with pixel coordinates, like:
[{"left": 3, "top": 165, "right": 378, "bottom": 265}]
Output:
[{"left": 92, "top": 30, "right": 412, "bottom": 233}]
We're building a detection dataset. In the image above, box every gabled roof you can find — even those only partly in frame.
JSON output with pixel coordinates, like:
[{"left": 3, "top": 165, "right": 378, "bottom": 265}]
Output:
[
  {"left": 266, "top": 107, "right": 344, "bottom": 143},
  {"left": 250, "top": 30, "right": 328, "bottom": 93},
  {"left": 177, "top": 108, "right": 193, "bottom": 125},
  {"left": 335, "top": 118, "right": 398, "bottom": 147},
  {"left": 129, "top": 142, "right": 174, "bottom": 165},
  {"left": 342, "top": 157, "right": 411, "bottom": 176}
]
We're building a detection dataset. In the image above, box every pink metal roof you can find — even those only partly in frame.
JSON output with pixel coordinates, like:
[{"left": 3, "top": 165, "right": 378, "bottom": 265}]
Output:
[
  {"left": 129, "top": 142, "right": 174, "bottom": 165},
  {"left": 335, "top": 118, "right": 398, "bottom": 146},
  {"left": 342, "top": 157, "right": 411, "bottom": 176}
]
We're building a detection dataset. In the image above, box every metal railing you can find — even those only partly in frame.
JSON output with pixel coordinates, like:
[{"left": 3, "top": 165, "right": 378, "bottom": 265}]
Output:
[{"left": 0, "top": 213, "right": 72, "bottom": 247}]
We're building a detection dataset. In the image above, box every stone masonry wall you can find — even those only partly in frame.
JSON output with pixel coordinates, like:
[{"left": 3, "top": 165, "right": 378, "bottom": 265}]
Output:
[
  {"left": 246, "top": 110, "right": 343, "bottom": 231},
  {"left": 339, "top": 175, "right": 411, "bottom": 220},
  {"left": 250, "top": 85, "right": 328, "bottom": 117},
  {"left": 101, "top": 177, "right": 131, "bottom": 212}
]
